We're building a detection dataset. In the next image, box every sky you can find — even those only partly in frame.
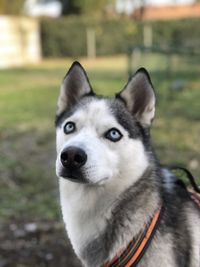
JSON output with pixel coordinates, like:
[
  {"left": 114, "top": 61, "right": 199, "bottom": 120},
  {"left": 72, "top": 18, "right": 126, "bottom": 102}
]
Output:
[{"left": 116, "top": 0, "right": 196, "bottom": 14}]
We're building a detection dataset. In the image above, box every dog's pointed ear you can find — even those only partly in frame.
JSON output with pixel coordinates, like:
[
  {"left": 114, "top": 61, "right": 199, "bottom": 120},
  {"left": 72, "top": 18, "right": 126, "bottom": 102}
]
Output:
[
  {"left": 56, "top": 61, "right": 94, "bottom": 116},
  {"left": 116, "top": 68, "right": 155, "bottom": 127}
]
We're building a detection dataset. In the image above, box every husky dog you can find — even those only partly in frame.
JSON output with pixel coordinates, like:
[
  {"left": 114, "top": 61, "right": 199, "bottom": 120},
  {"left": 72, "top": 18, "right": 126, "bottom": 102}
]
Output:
[{"left": 55, "top": 62, "right": 200, "bottom": 267}]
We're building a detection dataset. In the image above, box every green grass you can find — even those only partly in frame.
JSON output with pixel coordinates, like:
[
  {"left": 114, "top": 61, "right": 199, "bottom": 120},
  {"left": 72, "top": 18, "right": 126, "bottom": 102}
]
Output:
[{"left": 0, "top": 55, "right": 199, "bottom": 224}]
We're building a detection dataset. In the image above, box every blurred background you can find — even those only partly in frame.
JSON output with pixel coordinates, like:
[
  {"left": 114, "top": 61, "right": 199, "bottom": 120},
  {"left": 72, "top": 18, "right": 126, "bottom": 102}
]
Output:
[{"left": 0, "top": 0, "right": 200, "bottom": 266}]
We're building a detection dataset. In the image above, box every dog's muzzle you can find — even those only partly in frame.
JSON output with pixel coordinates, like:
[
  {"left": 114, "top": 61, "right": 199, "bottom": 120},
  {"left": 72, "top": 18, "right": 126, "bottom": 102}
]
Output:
[{"left": 60, "top": 146, "right": 88, "bottom": 183}]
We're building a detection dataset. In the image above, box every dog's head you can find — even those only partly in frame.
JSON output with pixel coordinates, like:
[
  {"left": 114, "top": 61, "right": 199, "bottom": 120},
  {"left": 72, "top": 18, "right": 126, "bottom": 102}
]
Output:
[{"left": 55, "top": 62, "right": 155, "bottom": 186}]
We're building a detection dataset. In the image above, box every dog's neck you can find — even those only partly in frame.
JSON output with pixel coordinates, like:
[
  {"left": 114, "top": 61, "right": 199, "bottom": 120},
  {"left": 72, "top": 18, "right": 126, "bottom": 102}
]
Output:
[{"left": 59, "top": 167, "right": 161, "bottom": 267}]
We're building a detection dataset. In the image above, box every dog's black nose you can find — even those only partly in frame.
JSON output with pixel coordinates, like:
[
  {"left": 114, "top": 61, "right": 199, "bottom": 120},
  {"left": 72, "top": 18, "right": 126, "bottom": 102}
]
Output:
[{"left": 60, "top": 146, "right": 87, "bottom": 169}]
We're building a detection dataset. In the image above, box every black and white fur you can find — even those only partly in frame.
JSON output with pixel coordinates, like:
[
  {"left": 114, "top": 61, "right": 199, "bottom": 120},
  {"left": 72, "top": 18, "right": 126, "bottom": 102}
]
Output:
[{"left": 55, "top": 62, "right": 200, "bottom": 267}]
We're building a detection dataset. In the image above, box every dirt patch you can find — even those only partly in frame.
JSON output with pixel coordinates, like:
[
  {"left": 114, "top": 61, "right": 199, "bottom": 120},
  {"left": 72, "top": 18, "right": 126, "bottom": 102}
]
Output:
[{"left": 0, "top": 221, "right": 81, "bottom": 267}]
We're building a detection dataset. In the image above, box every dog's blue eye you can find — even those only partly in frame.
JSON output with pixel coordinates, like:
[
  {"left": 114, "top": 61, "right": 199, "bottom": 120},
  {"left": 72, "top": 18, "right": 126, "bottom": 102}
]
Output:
[
  {"left": 64, "top": 122, "right": 76, "bottom": 134},
  {"left": 105, "top": 128, "right": 122, "bottom": 142}
]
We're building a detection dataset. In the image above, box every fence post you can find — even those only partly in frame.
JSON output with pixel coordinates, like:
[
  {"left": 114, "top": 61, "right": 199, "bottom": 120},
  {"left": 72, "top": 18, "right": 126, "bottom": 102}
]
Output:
[
  {"left": 143, "top": 24, "right": 152, "bottom": 47},
  {"left": 86, "top": 27, "right": 96, "bottom": 59}
]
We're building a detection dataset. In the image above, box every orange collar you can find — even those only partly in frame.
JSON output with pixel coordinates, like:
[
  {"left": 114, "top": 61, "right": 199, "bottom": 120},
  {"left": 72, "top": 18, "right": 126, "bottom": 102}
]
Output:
[
  {"left": 103, "top": 205, "right": 163, "bottom": 267},
  {"left": 190, "top": 191, "right": 200, "bottom": 208}
]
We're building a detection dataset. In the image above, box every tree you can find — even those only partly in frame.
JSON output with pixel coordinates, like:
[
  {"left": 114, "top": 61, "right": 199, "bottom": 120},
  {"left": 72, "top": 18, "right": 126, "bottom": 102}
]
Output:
[
  {"left": 75, "top": 0, "right": 111, "bottom": 15},
  {"left": 59, "top": 0, "right": 115, "bottom": 16},
  {"left": 59, "top": 0, "right": 81, "bottom": 15},
  {"left": 0, "top": 0, "right": 25, "bottom": 15}
]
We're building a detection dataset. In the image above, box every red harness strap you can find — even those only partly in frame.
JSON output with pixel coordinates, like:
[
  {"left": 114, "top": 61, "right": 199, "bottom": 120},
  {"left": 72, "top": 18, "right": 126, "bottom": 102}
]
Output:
[
  {"left": 103, "top": 205, "right": 163, "bottom": 267},
  {"left": 190, "top": 191, "right": 200, "bottom": 208},
  {"left": 103, "top": 190, "right": 200, "bottom": 267}
]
